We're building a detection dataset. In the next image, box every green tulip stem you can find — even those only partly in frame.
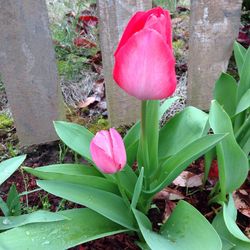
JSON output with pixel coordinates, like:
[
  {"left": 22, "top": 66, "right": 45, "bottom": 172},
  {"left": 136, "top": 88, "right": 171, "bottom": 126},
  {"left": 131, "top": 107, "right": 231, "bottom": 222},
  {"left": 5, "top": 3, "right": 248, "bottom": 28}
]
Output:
[{"left": 141, "top": 101, "right": 150, "bottom": 190}]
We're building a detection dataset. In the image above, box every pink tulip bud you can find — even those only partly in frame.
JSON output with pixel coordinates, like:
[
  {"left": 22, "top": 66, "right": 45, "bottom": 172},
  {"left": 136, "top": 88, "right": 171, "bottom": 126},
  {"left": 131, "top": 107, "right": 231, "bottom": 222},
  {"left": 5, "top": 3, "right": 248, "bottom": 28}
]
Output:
[
  {"left": 90, "top": 128, "right": 127, "bottom": 174},
  {"left": 113, "top": 7, "right": 176, "bottom": 100}
]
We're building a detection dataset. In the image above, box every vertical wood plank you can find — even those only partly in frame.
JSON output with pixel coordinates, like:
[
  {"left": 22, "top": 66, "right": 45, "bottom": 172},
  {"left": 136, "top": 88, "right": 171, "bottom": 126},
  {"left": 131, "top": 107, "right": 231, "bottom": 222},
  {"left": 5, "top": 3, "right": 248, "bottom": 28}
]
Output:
[
  {"left": 0, "top": 0, "right": 65, "bottom": 146},
  {"left": 97, "top": 0, "right": 152, "bottom": 126},
  {"left": 187, "top": 0, "right": 243, "bottom": 110}
]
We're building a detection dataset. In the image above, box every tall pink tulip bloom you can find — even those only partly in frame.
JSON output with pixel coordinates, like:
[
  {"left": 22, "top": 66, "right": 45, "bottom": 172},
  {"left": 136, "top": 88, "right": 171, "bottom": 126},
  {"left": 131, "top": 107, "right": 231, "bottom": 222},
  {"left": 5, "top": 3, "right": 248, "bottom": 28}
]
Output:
[
  {"left": 113, "top": 7, "right": 176, "bottom": 100},
  {"left": 90, "top": 128, "right": 127, "bottom": 174}
]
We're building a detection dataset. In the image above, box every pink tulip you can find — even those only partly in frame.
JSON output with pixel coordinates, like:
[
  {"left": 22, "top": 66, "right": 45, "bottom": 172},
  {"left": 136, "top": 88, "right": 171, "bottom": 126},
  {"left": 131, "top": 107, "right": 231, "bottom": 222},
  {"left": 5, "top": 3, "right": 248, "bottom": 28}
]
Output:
[
  {"left": 113, "top": 7, "right": 176, "bottom": 100},
  {"left": 90, "top": 128, "right": 127, "bottom": 174}
]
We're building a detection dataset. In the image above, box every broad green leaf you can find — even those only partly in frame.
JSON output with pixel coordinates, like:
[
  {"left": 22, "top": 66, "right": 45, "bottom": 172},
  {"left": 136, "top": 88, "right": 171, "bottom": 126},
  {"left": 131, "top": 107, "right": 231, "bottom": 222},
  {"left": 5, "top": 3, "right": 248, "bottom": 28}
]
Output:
[
  {"left": 0, "top": 197, "right": 9, "bottom": 216},
  {"left": 24, "top": 163, "right": 102, "bottom": 176},
  {"left": 131, "top": 168, "right": 144, "bottom": 209},
  {"left": 159, "top": 96, "right": 180, "bottom": 119},
  {"left": 236, "top": 89, "right": 250, "bottom": 114},
  {"left": 242, "top": 137, "right": 250, "bottom": 155},
  {"left": 213, "top": 73, "right": 237, "bottom": 117},
  {"left": 237, "top": 47, "right": 250, "bottom": 102},
  {"left": 124, "top": 121, "right": 140, "bottom": 148},
  {"left": 0, "top": 210, "right": 67, "bottom": 231},
  {"left": 161, "top": 201, "right": 222, "bottom": 249},
  {"left": 0, "top": 208, "right": 127, "bottom": 249},
  {"left": 37, "top": 180, "right": 136, "bottom": 230},
  {"left": 209, "top": 101, "right": 249, "bottom": 194},
  {"left": 223, "top": 195, "right": 250, "bottom": 243},
  {"left": 54, "top": 121, "right": 94, "bottom": 161},
  {"left": 147, "top": 134, "right": 226, "bottom": 195},
  {"left": 213, "top": 211, "right": 250, "bottom": 250},
  {"left": 0, "top": 155, "right": 26, "bottom": 185},
  {"left": 6, "top": 184, "right": 21, "bottom": 216},
  {"left": 126, "top": 140, "right": 139, "bottom": 167},
  {"left": 159, "top": 107, "right": 208, "bottom": 162},
  {"left": 23, "top": 164, "right": 118, "bottom": 194},
  {"left": 116, "top": 164, "right": 137, "bottom": 196},
  {"left": 124, "top": 121, "right": 140, "bottom": 166},
  {"left": 133, "top": 201, "right": 222, "bottom": 250},
  {"left": 233, "top": 41, "right": 247, "bottom": 76}
]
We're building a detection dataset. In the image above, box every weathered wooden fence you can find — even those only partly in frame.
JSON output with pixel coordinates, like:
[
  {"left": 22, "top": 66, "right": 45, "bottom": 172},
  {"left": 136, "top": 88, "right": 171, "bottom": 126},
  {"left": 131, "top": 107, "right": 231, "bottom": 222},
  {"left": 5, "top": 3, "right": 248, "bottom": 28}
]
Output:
[
  {"left": 187, "top": 0, "right": 243, "bottom": 110},
  {"left": 0, "top": 0, "right": 65, "bottom": 146},
  {"left": 0, "top": 0, "right": 244, "bottom": 146}
]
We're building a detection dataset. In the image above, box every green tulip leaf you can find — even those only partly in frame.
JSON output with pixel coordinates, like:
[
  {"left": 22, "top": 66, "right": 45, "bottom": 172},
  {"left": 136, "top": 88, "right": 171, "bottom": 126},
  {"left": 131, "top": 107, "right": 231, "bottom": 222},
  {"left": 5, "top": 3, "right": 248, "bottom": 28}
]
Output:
[
  {"left": 116, "top": 164, "right": 137, "bottom": 196},
  {"left": 54, "top": 121, "right": 94, "bottom": 161},
  {"left": 147, "top": 134, "right": 226, "bottom": 195},
  {"left": 213, "top": 210, "right": 250, "bottom": 250},
  {"left": 0, "top": 210, "right": 67, "bottom": 231},
  {"left": 235, "top": 89, "right": 250, "bottom": 114},
  {"left": 37, "top": 180, "right": 136, "bottom": 230},
  {"left": 237, "top": 47, "right": 250, "bottom": 103},
  {"left": 23, "top": 164, "right": 119, "bottom": 195},
  {"left": 233, "top": 41, "right": 247, "bottom": 77},
  {"left": 159, "top": 96, "right": 180, "bottom": 119},
  {"left": 133, "top": 201, "right": 222, "bottom": 250},
  {"left": 223, "top": 195, "right": 250, "bottom": 243},
  {"left": 0, "top": 155, "right": 26, "bottom": 186},
  {"left": 0, "top": 208, "right": 127, "bottom": 249},
  {"left": 6, "top": 184, "right": 21, "bottom": 216},
  {"left": 213, "top": 73, "right": 237, "bottom": 117},
  {"left": 131, "top": 167, "right": 144, "bottom": 209},
  {"left": 242, "top": 137, "right": 250, "bottom": 156},
  {"left": 159, "top": 107, "right": 208, "bottom": 162},
  {"left": 0, "top": 197, "right": 9, "bottom": 217},
  {"left": 209, "top": 101, "right": 249, "bottom": 194},
  {"left": 124, "top": 121, "right": 140, "bottom": 166}
]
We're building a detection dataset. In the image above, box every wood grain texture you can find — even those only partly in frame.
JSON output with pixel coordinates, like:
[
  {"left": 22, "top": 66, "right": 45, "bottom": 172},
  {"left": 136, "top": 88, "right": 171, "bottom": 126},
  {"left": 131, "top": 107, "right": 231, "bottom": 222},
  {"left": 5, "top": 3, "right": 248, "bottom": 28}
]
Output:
[
  {"left": 97, "top": 0, "right": 152, "bottom": 126},
  {"left": 187, "top": 0, "right": 243, "bottom": 110},
  {"left": 0, "top": 0, "right": 65, "bottom": 146}
]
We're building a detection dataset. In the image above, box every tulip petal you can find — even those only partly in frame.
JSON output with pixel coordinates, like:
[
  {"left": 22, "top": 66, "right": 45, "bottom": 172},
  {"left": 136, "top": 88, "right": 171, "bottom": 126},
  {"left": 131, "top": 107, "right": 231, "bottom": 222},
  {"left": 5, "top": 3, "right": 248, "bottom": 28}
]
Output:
[
  {"left": 109, "top": 128, "right": 126, "bottom": 170},
  {"left": 92, "top": 130, "right": 113, "bottom": 159},
  {"left": 115, "top": 11, "right": 146, "bottom": 56},
  {"left": 113, "top": 28, "right": 176, "bottom": 100},
  {"left": 90, "top": 142, "right": 118, "bottom": 174},
  {"left": 115, "top": 7, "right": 170, "bottom": 55},
  {"left": 144, "top": 12, "right": 172, "bottom": 49}
]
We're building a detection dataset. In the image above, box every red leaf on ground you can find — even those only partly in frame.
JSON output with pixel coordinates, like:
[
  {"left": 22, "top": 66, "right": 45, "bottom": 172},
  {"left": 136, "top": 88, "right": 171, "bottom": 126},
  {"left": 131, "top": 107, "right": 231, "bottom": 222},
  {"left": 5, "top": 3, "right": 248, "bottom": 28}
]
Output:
[
  {"left": 74, "top": 37, "right": 96, "bottom": 48},
  {"left": 78, "top": 15, "right": 98, "bottom": 25},
  {"left": 208, "top": 160, "right": 219, "bottom": 179}
]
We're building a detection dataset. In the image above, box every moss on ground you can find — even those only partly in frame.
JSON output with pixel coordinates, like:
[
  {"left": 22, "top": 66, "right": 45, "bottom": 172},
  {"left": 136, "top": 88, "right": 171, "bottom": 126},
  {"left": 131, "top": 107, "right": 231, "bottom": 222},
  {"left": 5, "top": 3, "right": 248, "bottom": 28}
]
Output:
[{"left": 0, "top": 114, "right": 13, "bottom": 129}]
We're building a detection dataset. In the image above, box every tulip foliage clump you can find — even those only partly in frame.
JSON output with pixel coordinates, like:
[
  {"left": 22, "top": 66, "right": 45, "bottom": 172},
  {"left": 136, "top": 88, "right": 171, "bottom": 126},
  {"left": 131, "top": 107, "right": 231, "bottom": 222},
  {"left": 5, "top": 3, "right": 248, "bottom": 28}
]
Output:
[{"left": 1, "top": 7, "right": 249, "bottom": 250}]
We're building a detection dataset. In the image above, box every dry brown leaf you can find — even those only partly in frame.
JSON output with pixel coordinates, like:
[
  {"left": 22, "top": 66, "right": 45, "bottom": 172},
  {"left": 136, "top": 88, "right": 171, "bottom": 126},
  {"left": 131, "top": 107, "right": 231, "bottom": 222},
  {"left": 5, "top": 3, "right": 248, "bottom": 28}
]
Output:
[
  {"left": 233, "top": 190, "right": 250, "bottom": 218},
  {"left": 245, "top": 227, "right": 250, "bottom": 239},
  {"left": 163, "top": 200, "right": 176, "bottom": 223},
  {"left": 173, "top": 171, "right": 203, "bottom": 187},
  {"left": 78, "top": 96, "right": 96, "bottom": 108},
  {"left": 154, "top": 187, "right": 184, "bottom": 201}
]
